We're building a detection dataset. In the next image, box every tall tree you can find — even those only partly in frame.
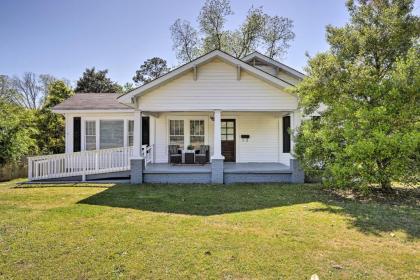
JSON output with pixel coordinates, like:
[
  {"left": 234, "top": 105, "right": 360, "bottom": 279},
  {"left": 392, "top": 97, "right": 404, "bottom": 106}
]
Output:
[
  {"left": 10, "top": 72, "right": 54, "bottom": 109},
  {"left": 170, "top": 19, "right": 200, "bottom": 62},
  {"left": 228, "top": 7, "right": 266, "bottom": 58},
  {"left": 262, "top": 15, "right": 295, "bottom": 59},
  {"left": 75, "top": 68, "right": 122, "bottom": 93},
  {"left": 170, "top": 0, "right": 295, "bottom": 62},
  {"left": 132, "top": 57, "right": 170, "bottom": 86},
  {"left": 0, "top": 100, "right": 38, "bottom": 164},
  {"left": 37, "top": 80, "right": 74, "bottom": 154},
  {"left": 199, "top": 0, "right": 233, "bottom": 52},
  {"left": 293, "top": 0, "right": 420, "bottom": 191}
]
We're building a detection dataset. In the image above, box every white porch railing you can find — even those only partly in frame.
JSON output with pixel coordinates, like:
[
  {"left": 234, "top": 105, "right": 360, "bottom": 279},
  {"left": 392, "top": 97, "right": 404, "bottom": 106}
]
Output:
[
  {"left": 142, "top": 144, "right": 153, "bottom": 167},
  {"left": 28, "top": 146, "right": 139, "bottom": 181}
]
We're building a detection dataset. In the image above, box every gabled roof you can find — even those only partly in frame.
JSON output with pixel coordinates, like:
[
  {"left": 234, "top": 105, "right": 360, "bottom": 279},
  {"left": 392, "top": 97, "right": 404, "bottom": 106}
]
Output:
[
  {"left": 52, "top": 93, "right": 133, "bottom": 112},
  {"left": 118, "top": 50, "right": 295, "bottom": 105},
  {"left": 242, "top": 51, "right": 306, "bottom": 80}
]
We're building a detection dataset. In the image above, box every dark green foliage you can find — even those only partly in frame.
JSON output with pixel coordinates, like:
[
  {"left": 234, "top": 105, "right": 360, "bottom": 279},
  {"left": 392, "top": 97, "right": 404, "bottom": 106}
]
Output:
[
  {"left": 0, "top": 101, "right": 38, "bottom": 165},
  {"left": 294, "top": 0, "right": 420, "bottom": 190},
  {"left": 75, "top": 67, "right": 122, "bottom": 93},
  {"left": 132, "top": 57, "right": 170, "bottom": 86},
  {"left": 36, "top": 80, "right": 74, "bottom": 154}
]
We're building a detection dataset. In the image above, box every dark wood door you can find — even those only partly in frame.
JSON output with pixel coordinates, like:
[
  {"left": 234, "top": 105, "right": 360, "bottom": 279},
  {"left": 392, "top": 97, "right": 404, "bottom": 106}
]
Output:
[{"left": 221, "top": 119, "right": 236, "bottom": 162}]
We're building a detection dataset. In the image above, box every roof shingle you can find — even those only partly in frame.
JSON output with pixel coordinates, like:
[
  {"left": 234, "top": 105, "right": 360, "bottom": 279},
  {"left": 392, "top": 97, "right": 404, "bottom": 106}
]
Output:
[{"left": 53, "top": 93, "right": 132, "bottom": 111}]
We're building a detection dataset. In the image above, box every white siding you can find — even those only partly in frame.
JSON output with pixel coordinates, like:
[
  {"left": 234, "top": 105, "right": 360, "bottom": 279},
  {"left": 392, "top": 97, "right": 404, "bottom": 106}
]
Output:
[
  {"left": 153, "top": 112, "right": 290, "bottom": 164},
  {"left": 255, "top": 65, "right": 277, "bottom": 75},
  {"left": 255, "top": 64, "right": 301, "bottom": 85},
  {"left": 277, "top": 71, "right": 300, "bottom": 85},
  {"left": 138, "top": 59, "right": 298, "bottom": 112},
  {"left": 234, "top": 112, "right": 279, "bottom": 162}
]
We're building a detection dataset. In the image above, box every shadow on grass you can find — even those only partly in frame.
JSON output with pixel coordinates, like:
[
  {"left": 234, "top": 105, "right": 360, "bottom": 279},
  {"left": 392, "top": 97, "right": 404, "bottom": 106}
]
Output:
[{"left": 78, "top": 183, "right": 420, "bottom": 238}]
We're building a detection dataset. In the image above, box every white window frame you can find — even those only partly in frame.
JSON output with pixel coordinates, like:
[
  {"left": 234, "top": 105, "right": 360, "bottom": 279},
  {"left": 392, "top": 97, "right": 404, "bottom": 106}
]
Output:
[
  {"left": 167, "top": 116, "right": 208, "bottom": 149},
  {"left": 190, "top": 120, "right": 205, "bottom": 147},
  {"left": 81, "top": 116, "right": 134, "bottom": 151},
  {"left": 127, "top": 120, "right": 134, "bottom": 147},
  {"left": 168, "top": 119, "right": 185, "bottom": 148},
  {"left": 85, "top": 120, "right": 97, "bottom": 151}
]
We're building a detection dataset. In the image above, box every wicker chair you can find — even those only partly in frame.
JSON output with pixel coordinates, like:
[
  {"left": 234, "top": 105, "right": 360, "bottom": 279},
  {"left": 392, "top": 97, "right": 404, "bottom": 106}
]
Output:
[
  {"left": 195, "top": 145, "right": 209, "bottom": 164},
  {"left": 168, "top": 145, "right": 182, "bottom": 164}
]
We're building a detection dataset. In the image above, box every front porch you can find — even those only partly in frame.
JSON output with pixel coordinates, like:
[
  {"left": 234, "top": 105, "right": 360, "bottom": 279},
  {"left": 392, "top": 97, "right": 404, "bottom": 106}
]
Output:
[{"left": 137, "top": 161, "right": 300, "bottom": 184}]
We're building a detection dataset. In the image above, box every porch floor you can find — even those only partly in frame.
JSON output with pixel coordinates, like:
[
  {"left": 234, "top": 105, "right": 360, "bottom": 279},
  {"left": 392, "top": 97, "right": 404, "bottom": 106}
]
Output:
[{"left": 144, "top": 162, "right": 291, "bottom": 174}]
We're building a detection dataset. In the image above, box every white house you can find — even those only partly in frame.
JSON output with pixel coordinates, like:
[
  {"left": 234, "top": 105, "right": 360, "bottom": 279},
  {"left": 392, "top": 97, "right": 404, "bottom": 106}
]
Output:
[{"left": 28, "top": 50, "right": 306, "bottom": 184}]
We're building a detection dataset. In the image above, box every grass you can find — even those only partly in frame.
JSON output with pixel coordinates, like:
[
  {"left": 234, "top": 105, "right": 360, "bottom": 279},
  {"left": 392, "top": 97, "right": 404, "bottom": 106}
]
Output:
[{"left": 0, "top": 180, "right": 419, "bottom": 279}]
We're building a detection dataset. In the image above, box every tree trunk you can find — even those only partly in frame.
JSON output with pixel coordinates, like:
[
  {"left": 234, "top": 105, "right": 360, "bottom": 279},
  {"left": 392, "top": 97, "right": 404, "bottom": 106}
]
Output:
[{"left": 380, "top": 179, "right": 393, "bottom": 192}]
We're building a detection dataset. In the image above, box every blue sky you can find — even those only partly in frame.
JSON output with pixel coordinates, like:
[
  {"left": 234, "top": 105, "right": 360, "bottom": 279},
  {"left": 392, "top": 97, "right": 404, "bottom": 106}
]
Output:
[{"left": 0, "top": 0, "right": 417, "bottom": 85}]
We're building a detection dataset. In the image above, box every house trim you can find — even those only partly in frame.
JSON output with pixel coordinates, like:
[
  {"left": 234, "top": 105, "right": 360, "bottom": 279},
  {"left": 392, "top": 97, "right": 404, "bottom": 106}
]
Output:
[
  {"left": 242, "top": 51, "right": 306, "bottom": 80},
  {"left": 117, "top": 50, "right": 295, "bottom": 105}
]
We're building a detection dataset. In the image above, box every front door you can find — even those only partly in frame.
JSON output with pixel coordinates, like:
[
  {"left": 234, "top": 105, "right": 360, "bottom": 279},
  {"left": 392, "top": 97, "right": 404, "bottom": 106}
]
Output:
[{"left": 221, "top": 119, "right": 236, "bottom": 162}]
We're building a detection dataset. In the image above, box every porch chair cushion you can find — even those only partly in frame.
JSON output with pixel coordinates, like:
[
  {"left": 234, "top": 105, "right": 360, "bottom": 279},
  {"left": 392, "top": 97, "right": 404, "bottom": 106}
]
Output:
[
  {"left": 168, "top": 145, "right": 182, "bottom": 164},
  {"left": 195, "top": 145, "right": 209, "bottom": 164}
]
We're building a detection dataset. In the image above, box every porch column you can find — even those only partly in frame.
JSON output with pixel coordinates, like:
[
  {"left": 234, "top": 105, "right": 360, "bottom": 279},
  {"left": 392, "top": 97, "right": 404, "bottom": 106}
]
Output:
[
  {"left": 211, "top": 110, "right": 224, "bottom": 184},
  {"left": 131, "top": 109, "right": 144, "bottom": 184},
  {"left": 211, "top": 110, "right": 224, "bottom": 160},
  {"left": 133, "top": 110, "right": 143, "bottom": 158}
]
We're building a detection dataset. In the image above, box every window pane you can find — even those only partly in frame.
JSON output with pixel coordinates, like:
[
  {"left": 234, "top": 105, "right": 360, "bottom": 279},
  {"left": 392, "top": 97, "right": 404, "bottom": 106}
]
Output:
[
  {"left": 227, "top": 135, "right": 234, "bottom": 140},
  {"left": 86, "top": 136, "right": 96, "bottom": 150},
  {"left": 227, "top": 122, "right": 234, "bottom": 128},
  {"left": 227, "top": 128, "right": 234, "bottom": 135},
  {"left": 85, "top": 121, "right": 96, "bottom": 150},
  {"left": 170, "top": 120, "right": 184, "bottom": 148},
  {"left": 190, "top": 120, "right": 204, "bottom": 147},
  {"left": 100, "top": 120, "right": 124, "bottom": 149},
  {"left": 221, "top": 135, "right": 227, "bottom": 141},
  {"left": 128, "top": 120, "right": 134, "bottom": 146}
]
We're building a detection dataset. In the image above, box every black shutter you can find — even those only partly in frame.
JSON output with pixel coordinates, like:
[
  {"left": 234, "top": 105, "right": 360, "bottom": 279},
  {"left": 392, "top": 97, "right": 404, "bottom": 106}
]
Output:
[
  {"left": 282, "top": 116, "right": 291, "bottom": 153},
  {"left": 142, "top": 116, "right": 150, "bottom": 146},
  {"left": 73, "top": 117, "right": 81, "bottom": 152}
]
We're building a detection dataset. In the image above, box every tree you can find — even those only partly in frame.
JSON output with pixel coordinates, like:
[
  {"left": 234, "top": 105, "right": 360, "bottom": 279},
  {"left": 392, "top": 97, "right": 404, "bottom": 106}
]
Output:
[
  {"left": 170, "top": 19, "right": 200, "bottom": 62},
  {"left": 0, "top": 75, "right": 18, "bottom": 104},
  {"left": 0, "top": 100, "right": 38, "bottom": 165},
  {"left": 75, "top": 68, "right": 122, "bottom": 93},
  {"left": 132, "top": 57, "right": 170, "bottom": 86},
  {"left": 228, "top": 7, "right": 266, "bottom": 58},
  {"left": 170, "top": 0, "right": 295, "bottom": 62},
  {"left": 262, "top": 15, "right": 295, "bottom": 59},
  {"left": 199, "top": 0, "right": 233, "bottom": 52},
  {"left": 293, "top": 0, "right": 420, "bottom": 191},
  {"left": 122, "top": 82, "right": 135, "bottom": 93},
  {"left": 9, "top": 73, "right": 55, "bottom": 109},
  {"left": 37, "top": 80, "right": 74, "bottom": 154}
]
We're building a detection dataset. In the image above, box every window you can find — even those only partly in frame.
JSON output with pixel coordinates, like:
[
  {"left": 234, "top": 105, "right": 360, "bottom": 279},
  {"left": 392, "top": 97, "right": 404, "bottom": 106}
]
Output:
[
  {"left": 128, "top": 120, "right": 134, "bottom": 146},
  {"left": 221, "top": 120, "right": 235, "bottom": 141},
  {"left": 190, "top": 120, "right": 205, "bottom": 147},
  {"left": 100, "top": 120, "right": 124, "bottom": 149},
  {"left": 169, "top": 120, "right": 184, "bottom": 148},
  {"left": 282, "top": 116, "right": 291, "bottom": 153},
  {"left": 85, "top": 121, "right": 96, "bottom": 150}
]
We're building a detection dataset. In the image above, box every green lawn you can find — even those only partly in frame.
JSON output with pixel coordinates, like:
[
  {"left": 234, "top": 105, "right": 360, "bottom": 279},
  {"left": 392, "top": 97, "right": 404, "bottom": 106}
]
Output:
[{"left": 0, "top": 180, "right": 419, "bottom": 279}]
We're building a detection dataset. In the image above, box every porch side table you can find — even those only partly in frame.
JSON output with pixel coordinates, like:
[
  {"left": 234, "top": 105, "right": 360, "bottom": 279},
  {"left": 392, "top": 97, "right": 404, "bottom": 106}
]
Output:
[{"left": 184, "top": 150, "right": 195, "bottom": 164}]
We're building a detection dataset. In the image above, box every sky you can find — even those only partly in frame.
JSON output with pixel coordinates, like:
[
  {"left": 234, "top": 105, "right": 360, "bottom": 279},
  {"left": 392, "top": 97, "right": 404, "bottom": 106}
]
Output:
[{"left": 0, "top": 0, "right": 418, "bottom": 85}]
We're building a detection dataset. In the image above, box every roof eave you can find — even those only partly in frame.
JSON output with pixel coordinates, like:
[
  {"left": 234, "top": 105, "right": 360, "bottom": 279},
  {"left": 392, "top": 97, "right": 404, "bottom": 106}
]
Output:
[{"left": 118, "top": 50, "right": 293, "bottom": 104}]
